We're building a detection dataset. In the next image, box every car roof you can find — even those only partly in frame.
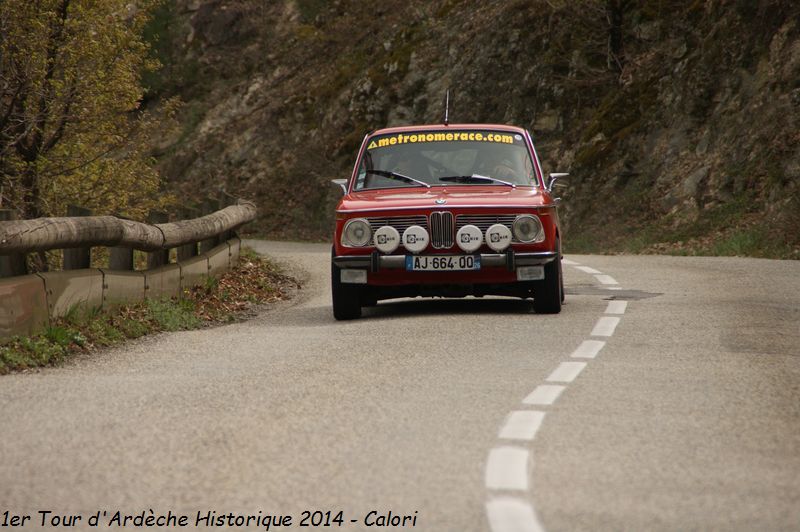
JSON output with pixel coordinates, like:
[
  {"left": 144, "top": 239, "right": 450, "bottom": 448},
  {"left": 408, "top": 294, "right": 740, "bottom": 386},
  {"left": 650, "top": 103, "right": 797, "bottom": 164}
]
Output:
[{"left": 369, "top": 123, "right": 527, "bottom": 136}]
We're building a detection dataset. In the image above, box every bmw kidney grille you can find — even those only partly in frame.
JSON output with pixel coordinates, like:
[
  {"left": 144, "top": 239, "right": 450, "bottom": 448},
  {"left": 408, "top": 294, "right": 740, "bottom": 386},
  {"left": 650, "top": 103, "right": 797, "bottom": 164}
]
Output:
[{"left": 429, "top": 211, "right": 454, "bottom": 249}]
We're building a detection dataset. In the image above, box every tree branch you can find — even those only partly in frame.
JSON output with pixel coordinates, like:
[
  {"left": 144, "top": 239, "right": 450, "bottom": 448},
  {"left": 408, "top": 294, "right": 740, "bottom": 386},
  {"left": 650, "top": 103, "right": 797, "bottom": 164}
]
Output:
[
  {"left": 42, "top": 83, "right": 76, "bottom": 152},
  {"left": 28, "top": 0, "right": 71, "bottom": 160}
]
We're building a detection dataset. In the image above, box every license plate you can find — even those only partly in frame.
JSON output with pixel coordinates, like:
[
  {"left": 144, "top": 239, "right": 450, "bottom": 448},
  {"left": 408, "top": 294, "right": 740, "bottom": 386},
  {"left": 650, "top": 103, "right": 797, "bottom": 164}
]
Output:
[{"left": 405, "top": 255, "right": 481, "bottom": 271}]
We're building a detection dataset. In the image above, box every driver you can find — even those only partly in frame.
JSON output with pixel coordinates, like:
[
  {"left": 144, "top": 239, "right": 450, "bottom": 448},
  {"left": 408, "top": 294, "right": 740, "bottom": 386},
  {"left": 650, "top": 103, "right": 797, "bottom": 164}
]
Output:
[{"left": 491, "top": 157, "right": 519, "bottom": 180}]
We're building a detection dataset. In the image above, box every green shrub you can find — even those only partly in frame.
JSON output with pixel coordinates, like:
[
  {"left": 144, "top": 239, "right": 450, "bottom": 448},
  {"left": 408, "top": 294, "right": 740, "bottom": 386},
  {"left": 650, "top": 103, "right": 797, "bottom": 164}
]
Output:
[{"left": 146, "top": 298, "right": 202, "bottom": 331}]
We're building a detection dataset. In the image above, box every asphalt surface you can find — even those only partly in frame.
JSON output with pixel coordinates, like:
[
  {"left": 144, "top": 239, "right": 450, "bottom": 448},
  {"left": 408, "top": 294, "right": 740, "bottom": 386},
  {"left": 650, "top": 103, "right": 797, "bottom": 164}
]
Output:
[{"left": 1, "top": 240, "right": 798, "bottom": 531}]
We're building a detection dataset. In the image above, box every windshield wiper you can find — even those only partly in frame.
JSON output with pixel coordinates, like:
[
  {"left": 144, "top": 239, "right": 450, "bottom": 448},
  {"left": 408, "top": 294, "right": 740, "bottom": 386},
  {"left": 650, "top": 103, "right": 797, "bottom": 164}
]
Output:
[
  {"left": 438, "top": 174, "right": 516, "bottom": 188},
  {"left": 364, "top": 169, "right": 431, "bottom": 188}
]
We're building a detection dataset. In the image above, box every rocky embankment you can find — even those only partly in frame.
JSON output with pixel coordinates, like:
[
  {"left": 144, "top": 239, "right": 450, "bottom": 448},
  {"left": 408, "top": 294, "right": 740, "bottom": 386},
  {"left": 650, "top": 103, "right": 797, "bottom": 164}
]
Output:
[{"left": 148, "top": 0, "right": 800, "bottom": 257}]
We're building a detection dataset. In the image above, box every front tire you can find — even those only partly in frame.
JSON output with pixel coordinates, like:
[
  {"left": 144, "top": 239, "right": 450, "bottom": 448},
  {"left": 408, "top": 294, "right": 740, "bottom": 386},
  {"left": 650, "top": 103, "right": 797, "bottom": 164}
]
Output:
[
  {"left": 534, "top": 242, "right": 563, "bottom": 314},
  {"left": 331, "top": 256, "right": 362, "bottom": 320}
]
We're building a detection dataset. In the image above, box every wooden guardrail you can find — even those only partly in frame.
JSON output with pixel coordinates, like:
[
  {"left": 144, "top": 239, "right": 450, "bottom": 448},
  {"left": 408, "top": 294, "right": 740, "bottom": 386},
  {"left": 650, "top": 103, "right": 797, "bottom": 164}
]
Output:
[
  {"left": 0, "top": 199, "right": 257, "bottom": 340},
  {"left": 0, "top": 200, "right": 256, "bottom": 255}
]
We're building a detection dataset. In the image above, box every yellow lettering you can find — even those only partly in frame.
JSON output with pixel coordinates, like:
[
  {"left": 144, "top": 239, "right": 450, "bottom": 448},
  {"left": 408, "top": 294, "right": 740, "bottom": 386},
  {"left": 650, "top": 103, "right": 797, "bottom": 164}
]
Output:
[{"left": 368, "top": 131, "right": 515, "bottom": 148}]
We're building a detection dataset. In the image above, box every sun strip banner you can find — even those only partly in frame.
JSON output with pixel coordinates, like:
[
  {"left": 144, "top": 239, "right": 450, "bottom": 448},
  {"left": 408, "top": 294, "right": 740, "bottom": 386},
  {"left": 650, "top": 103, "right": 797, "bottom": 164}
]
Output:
[{"left": 367, "top": 131, "right": 519, "bottom": 150}]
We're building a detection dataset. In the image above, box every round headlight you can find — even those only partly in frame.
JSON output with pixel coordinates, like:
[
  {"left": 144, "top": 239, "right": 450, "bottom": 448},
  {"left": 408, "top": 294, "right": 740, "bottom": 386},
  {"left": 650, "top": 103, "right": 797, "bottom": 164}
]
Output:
[
  {"left": 373, "top": 225, "right": 401, "bottom": 254},
  {"left": 402, "top": 225, "right": 429, "bottom": 254},
  {"left": 485, "top": 223, "right": 513, "bottom": 251},
  {"left": 512, "top": 215, "right": 543, "bottom": 243},
  {"left": 342, "top": 218, "right": 372, "bottom": 247},
  {"left": 456, "top": 224, "right": 483, "bottom": 253}
]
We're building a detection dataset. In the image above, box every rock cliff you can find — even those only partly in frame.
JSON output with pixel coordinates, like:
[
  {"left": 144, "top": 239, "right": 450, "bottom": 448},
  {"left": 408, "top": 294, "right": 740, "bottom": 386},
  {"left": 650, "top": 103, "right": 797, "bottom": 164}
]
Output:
[{"left": 147, "top": 0, "right": 800, "bottom": 257}]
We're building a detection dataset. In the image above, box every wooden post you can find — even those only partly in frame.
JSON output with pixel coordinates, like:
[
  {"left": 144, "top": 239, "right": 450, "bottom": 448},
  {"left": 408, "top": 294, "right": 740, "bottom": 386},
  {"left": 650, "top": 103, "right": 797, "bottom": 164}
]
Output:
[
  {"left": 199, "top": 198, "right": 219, "bottom": 253},
  {"left": 219, "top": 193, "right": 235, "bottom": 242},
  {"left": 146, "top": 211, "right": 169, "bottom": 269},
  {"left": 108, "top": 213, "right": 134, "bottom": 270},
  {"left": 109, "top": 247, "right": 134, "bottom": 270},
  {"left": 176, "top": 208, "right": 199, "bottom": 261},
  {"left": 0, "top": 210, "right": 28, "bottom": 277},
  {"left": 63, "top": 205, "right": 92, "bottom": 270}
]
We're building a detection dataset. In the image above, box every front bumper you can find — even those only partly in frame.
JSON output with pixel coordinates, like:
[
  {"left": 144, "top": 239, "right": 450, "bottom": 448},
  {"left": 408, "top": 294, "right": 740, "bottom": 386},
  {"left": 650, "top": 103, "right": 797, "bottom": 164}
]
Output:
[{"left": 333, "top": 251, "right": 558, "bottom": 272}]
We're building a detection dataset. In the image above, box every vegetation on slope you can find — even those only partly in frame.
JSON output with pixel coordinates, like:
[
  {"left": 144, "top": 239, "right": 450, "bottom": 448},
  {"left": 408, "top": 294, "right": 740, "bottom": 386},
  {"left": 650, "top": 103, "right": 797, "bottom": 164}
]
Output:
[{"left": 0, "top": 249, "right": 298, "bottom": 374}]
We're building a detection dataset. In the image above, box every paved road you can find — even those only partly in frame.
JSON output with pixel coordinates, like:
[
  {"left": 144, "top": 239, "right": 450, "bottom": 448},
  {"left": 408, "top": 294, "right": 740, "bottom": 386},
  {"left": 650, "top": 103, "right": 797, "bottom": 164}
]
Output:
[{"left": 1, "top": 241, "right": 798, "bottom": 531}]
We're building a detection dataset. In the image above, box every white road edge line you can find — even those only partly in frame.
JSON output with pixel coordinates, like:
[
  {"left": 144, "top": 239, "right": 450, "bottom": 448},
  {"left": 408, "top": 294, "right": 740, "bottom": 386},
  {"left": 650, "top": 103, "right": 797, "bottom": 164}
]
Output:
[
  {"left": 561, "top": 259, "right": 579, "bottom": 266},
  {"left": 571, "top": 340, "right": 606, "bottom": 359},
  {"left": 575, "top": 266, "right": 601, "bottom": 274},
  {"left": 522, "top": 385, "right": 565, "bottom": 406},
  {"left": 546, "top": 361, "right": 587, "bottom": 383},
  {"left": 604, "top": 301, "right": 628, "bottom": 314},
  {"left": 591, "top": 316, "right": 621, "bottom": 337},
  {"left": 594, "top": 274, "right": 618, "bottom": 285},
  {"left": 498, "top": 411, "right": 546, "bottom": 441},
  {"left": 486, "top": 447, "right": 530, "bottom": 491},
  {"left": 486, "top": 497, "right": 544, "bottom": 532}
]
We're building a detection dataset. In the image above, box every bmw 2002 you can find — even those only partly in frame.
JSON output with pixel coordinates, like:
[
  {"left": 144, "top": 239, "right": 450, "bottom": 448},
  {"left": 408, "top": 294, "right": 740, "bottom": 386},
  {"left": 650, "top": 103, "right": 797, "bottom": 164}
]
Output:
[{"left": 331, "top": 123, "right": 566, "bottom": 320}]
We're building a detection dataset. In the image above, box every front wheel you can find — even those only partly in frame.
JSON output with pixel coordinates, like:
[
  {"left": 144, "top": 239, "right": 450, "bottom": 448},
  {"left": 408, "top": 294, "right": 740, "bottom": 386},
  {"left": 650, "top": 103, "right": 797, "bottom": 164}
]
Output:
[
  {"left": 533, "top": 243, "right": 562, "bottom": 314},
  {"left": 331, "top": 255, "right": 362, "bottom": 320}
]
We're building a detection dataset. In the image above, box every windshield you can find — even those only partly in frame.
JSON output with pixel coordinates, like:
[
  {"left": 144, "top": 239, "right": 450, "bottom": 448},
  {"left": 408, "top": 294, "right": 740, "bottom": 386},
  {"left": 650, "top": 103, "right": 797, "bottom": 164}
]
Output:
[{"left": 353, "top": 130, "right": 538, "bottom": 190}]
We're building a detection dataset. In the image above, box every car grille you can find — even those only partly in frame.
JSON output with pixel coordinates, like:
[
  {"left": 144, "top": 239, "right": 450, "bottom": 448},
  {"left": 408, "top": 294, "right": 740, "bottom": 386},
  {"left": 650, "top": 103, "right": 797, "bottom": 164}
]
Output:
[
  {"left": 429, "top": 211, "right": 454, "bottom": 249},
  {"left": 456, "top": 214, "right": 520, "bottom": 242},
  {"left": 366, "top": 215, "right": 427, "bottom": 238}
]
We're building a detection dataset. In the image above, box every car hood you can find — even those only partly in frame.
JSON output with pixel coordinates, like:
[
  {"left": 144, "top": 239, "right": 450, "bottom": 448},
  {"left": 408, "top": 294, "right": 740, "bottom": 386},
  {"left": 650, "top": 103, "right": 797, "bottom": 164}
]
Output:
[{"left": 338, "top": 186, "right": 551, "bottom": 212}]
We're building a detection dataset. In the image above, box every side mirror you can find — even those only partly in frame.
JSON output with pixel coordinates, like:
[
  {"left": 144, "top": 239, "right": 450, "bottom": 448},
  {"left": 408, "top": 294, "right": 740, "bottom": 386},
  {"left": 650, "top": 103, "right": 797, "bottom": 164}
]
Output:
[
  {"left": 547, "top": 172, "right": 569, "bottom": 193},
  {"left": 331, "top": 179, "right": 348, "bottom": 195}
]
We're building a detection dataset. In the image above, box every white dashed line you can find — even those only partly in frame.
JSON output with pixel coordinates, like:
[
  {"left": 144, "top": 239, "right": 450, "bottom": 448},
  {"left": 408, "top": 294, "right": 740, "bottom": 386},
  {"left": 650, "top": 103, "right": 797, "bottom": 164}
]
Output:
[
  {"left": 604, "top": 301, "right": 628, "bottom": 314},
  {"left": 594, "top": 274, "right": 618, "bottom": 285},
  {"left": 591, "top": 316, "right": 621, "bottom": 337},
  {"left": 486, "top": 447, "right": 530, "bottom": 491},
  {"left": 486, "top": 262, "right": 630, "bottom": 531},
  {"left": 570, "top": 340, "right": 606, "bottom": 359},
  {"left": 522, "top": 385, "right": 565, "bottom": 406},
  {"left": 546, "top": 361, "right": 587, "bottom": 383},
  {"left": 498, "top": 411, "right": 546, "bottom": 441},
  {"left": 486, "top": 498, "right": 544, "bottom": 532}
]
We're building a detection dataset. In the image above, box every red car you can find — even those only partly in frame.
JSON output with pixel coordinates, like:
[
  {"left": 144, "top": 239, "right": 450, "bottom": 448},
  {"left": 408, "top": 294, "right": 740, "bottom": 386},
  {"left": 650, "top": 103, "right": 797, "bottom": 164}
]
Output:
[{"left": 331, "top": 123, "right": 566, "bottom": 320}]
